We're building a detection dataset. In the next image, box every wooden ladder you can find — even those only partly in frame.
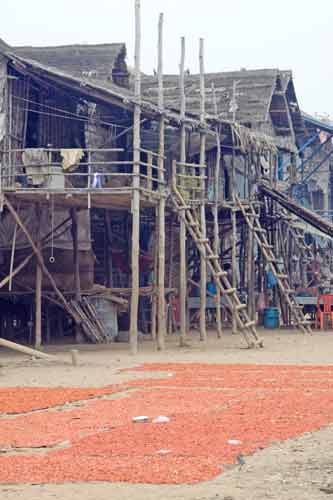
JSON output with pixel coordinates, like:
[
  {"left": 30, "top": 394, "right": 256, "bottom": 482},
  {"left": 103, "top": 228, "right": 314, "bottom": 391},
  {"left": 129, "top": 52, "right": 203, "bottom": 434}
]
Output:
[
  {"left": 285, "top": 217, "right": 315, "bottom": 262},
  {"left": 171, "top": 189, "right": 263, "bottom": 348},
  {"left": 235, "top": 194, "right": 312, "bottom": 334}
]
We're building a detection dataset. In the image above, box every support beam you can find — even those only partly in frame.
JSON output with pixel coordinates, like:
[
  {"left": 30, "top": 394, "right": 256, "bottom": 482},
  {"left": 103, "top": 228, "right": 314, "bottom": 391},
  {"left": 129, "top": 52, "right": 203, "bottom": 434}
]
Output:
[
  {"left": 35, "top": 204, "right": 42, "bottom": 348},
  {"left": 298, "top": 133, "right": 333, "bottom": 173},
  {"left": 231, "top": 128, "right": 238, "bottom": 335},
  {"left": 179, "top": 36, "right": 187, "bottom": 347},
  {"left": 199, "top": 38, "right": 207, "bottom": 344},
  {"left": 212, "top": 83, "right": 222, "bottom": 338},
  {"left": 71, "top": 208, "right": 84, "bottom": 343},
  {"left": 129, "top": 0, "right": 142, "bottom": 355},
  {"left": 156, "top": 12, "right": 166, "bottom": 351}
]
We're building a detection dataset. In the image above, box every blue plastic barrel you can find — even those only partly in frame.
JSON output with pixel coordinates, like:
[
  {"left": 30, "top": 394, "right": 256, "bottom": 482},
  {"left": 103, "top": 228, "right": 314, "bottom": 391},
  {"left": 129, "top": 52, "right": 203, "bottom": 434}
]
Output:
[{"left": 263, "top": 307, "right": 280, "bottom": 329}]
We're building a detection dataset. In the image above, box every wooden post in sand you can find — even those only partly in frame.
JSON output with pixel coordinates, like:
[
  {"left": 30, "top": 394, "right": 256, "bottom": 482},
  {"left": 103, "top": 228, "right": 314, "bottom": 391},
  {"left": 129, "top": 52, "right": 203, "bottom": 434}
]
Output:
[
  {"left": 231, "top": 127, "right": 238, "bottom": 335},
  {"left": 179, "top": 36, "right": 187, "bottom": 347},
  {"left": 35, "top": 203, "right": 42, "bottom": 348},
  {"left": 212, "top": 83, "right": 223, "bottom": 338},
  {"left": 198, "top": 38, "right": 207, "bottom": 344},
  {"left": 71, "top": 208, "right": 84, "bottom": 343},
  {"left": 156, "top": 12, "right": 166, "bottom": 351},
  {"left": 129, "top": 0, "right": 142, "bottom": 355}
]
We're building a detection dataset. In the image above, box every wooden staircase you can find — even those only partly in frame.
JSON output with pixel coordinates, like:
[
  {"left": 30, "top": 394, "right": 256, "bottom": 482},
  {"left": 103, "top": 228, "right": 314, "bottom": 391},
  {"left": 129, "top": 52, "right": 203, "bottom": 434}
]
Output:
[
  {"left": 235, "top": 194, "right": 312, "bottom": 334},
  {"left": 171, "top": 188, "right": 263, "bottom": 348}
]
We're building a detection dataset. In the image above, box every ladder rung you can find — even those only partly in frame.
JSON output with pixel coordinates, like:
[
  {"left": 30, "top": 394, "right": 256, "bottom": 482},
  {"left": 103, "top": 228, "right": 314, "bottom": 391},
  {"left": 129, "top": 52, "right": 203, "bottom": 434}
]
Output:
[
  {"left": 223, "top": 288, "right": 236, "bottom": 295},
  {"left": 178, "top": 206, "right": 191, "bottom": 210},
  {"left": 255, "top": 228, "right": 266, "bottom": 233},
  {"left": 236, "top": 304, "right": 247, "bottom": 311},
  {"left": 216, "top": 271, "right": 227, "bottom": 277},
  {"left": 285, "top": 289, "right": 295, "bottom": 294},
  {"left": 189, "top": 221, "right": 200, "bottom": 226},
  {"left": 277, "top": 274, "right": 288, "bottom": 279},
  {"left": 263, "top": 244, "right": 274, "bottom": 249},
  {"left": 206, "top": 254, "right": 219, "bottom": 260},
  {"left": 242, "top": 320, "right": 256, "bottom": 329},
  {"left": 198, "top": 238, "right": 209, "bottom": 244},
  {"left": 248, "top": 213, "right": 259, "bottom": 219}
]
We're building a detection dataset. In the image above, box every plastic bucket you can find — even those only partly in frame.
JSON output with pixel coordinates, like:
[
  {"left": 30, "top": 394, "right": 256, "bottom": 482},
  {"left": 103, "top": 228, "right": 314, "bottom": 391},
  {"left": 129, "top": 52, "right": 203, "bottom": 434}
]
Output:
[{"left": 263, "top": 307, "right": 279, "bottom": 329}]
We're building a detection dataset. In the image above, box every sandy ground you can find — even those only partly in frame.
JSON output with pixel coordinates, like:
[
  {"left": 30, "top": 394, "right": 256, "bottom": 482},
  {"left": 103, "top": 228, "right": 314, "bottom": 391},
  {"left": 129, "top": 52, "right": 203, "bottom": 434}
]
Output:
[{"left": 1, "top": 327, "right": 333, "bottom": 500}]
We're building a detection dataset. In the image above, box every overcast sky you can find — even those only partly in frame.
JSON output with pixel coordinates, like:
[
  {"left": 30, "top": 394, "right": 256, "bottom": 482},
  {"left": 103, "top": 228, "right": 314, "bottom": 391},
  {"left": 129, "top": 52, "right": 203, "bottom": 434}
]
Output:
[{"left": 2, "top": 0, "right": 333, "bottom": 117}]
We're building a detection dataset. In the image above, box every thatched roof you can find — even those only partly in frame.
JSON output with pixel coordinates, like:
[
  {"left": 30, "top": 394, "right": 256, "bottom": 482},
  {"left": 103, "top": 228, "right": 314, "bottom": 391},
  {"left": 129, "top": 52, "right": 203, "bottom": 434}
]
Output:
[
  {"left": 141, "top": 69, "right": 284, "bottom": 124},
  {"left": 13, "top": 43, "right": 128, "bottom": 83},
  {"left": 0, "top": 40, "right": 288, "bottom": 152}
]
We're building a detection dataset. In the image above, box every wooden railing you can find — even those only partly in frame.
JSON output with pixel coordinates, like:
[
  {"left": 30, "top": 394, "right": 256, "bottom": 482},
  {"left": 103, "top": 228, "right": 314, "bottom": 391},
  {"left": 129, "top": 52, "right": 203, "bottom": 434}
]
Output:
[
  {"left": 0, "top": 148, "right": 166, "bottom": 197},
  {"left": 171, "top": 159, "right": 207, "bottom": 203}
]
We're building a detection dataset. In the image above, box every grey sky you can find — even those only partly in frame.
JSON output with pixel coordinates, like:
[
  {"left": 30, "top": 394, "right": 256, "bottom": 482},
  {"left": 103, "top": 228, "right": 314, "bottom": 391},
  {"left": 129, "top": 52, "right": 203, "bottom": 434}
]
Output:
[{"left": 2, "top": 0, "right": 333, "bottom": 117}]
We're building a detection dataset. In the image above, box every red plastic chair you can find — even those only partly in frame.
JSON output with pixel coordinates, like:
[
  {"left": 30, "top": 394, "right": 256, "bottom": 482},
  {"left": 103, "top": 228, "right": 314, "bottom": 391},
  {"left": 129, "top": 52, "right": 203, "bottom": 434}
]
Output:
[{"left": 316, "top": 294, "right": 333, "bottom": 329}]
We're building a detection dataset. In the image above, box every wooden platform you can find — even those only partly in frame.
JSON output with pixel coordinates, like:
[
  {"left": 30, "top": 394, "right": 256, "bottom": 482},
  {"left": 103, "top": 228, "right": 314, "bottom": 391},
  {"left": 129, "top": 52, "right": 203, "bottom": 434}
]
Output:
[{"left": 3, "top": 188, "right": 161, "bottom": 210}]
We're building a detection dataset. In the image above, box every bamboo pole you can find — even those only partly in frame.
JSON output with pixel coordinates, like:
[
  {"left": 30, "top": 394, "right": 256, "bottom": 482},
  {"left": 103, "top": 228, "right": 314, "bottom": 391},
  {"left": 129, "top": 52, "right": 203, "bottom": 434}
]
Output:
[
  {"left": 129, "top": 0, "right": 142, "bottom": 355},
  {"left": 71, "top": 208, "right": 84, "bottom": 343},
  {"left": 199, "top": 38, "right": 207, "bottom": 344},
  {"left": 246, "top": 153, "right": 254, "bottom": 320},
  {"left": 212, "top": 83, "right": 222, "bottom": 338},
  {"left": 35, "top": 204, "right": 42, "bottom": 348},
  {"left": 151, "top": 211, "right": 158, "bottom": 341},
  {"left": 0, "top": 337, "right": 58, "bottom": 361},
  {"left": 231, "top": 128, "right": 238, "bottom": 335},
  {"left": 157, "top": 12, "right": 166, "bottom": 351},
  {"left": 9, "top": 222, "right": 18, "bottom": 292},
  {"left": 178, "top": 36, "right": 187, "bottom": 347}
]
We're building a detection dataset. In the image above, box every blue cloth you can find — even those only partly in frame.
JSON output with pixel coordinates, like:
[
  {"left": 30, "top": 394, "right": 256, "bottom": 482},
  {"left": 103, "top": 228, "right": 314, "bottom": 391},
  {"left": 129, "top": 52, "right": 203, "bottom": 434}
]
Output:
[
  {"left": 207, "top": 281, "right": 217, "bottom": 296},
  {"left": 267, "top": 271, "right": 278, "bottom": 289}
]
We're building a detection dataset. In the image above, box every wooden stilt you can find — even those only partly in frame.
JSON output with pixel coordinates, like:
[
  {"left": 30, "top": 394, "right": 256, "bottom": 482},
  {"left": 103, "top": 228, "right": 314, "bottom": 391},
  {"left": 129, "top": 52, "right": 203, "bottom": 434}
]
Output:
[
  {"left": 179, "top": 218, "right": 187, "bottom": 345},
  {"left": 212, "top": 83, "right": 222, "bottom": 338},
  {"left": 231, "top": 128, "right": 238, "bottom": 335},
  {"left": 231, "top": 206, "right": 238, "bottom": 334},
  {"left": 9, "top": 221, "right": 18, "bottom": 292},
  {"left": 151, "top": 209, "right": 158, "bottom": 341},
  {"left": 156, "top": 12, "right": 166, "bottom": 351},
  {"left": 70, "top": 208, "right": 84, "bottom": 343},
  {"left": 129, "top": 0, "right": 142, "bottom": 355},
  {"left": 45, "top": 304, "right": 51, "bottom": 344},
  {"left": 199, "top": 38, "right": 207, "bottom": 344},
  {"left": 179, "top": 36, "right": 187, "bottom": 347},
  {"left": 247, "top": 153, "right": 254, "bottom": 320},
  {"left": 35, "top": 203, "right": 42, "bottom": 348}
]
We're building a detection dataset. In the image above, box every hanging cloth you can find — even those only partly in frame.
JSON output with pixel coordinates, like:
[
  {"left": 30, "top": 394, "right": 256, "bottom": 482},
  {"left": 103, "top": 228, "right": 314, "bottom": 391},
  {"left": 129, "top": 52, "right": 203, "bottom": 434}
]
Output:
[{"left": 60, "top": 149, "right": 84, "bottom": 171}]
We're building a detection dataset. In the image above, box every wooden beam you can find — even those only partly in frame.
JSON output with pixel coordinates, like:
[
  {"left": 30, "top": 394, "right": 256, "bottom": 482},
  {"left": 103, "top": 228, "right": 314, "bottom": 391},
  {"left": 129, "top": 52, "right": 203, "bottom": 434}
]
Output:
[
  {"left": 212, "top": 83, "right": 223, "bottom": 338},
  {"left": 0, "top": 337, "right": 58, "bottom": 361},
  {"left": 179, "top": 36, "right": 187, "bottom": 347},
  {"left": 35, "top": 203, "right": 42, "bottom": 348},
  {"left": 129, "top": 0, "right": 142, "bottom": 355},
  {"left": 70, "top": 208, "right": 84, "bottom": 343},
  {"left": 157, "top": 12, "right": 166, "bottom": 351},
  {"left": 199, "top": 38, "right": 207, "bottom": 344},
  {"left": 231, "top": 129, "right": 238, "bottom": 335}
]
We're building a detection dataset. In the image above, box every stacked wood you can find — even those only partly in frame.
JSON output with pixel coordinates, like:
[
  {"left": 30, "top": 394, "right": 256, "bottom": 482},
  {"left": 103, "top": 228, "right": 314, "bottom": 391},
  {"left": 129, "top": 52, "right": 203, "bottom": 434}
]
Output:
[{"left": 70, "top": 297, "right": 109, "bottom": 343}]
